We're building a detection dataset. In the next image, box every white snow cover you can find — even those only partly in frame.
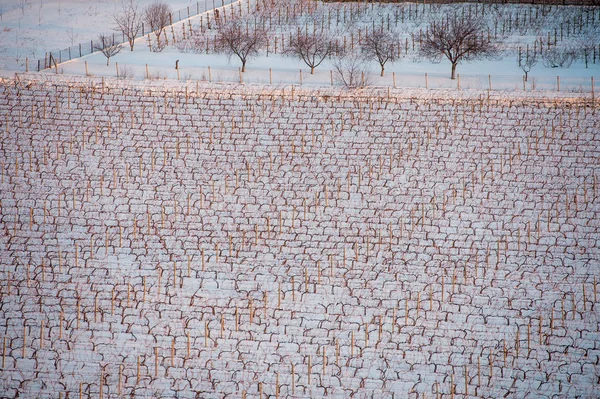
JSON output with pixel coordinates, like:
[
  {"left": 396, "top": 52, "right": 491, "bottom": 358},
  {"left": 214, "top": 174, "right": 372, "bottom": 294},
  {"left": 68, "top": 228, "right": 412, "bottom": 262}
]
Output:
[
  {"left": 0, "top": 0, "right": 598, "bottom": 91},
  {"left": 0, "top": 74, "right": 599, "bottom": 398}
]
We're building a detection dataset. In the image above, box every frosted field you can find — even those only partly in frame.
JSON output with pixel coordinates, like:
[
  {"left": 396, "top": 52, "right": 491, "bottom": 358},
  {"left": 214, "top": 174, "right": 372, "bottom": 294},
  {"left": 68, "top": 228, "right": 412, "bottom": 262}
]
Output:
[
  {"left": 0, "top": 74, "right": 599, "bottom": 397},
  {"left": 1, "top": 0, "right": 598, "bottom": 90}
]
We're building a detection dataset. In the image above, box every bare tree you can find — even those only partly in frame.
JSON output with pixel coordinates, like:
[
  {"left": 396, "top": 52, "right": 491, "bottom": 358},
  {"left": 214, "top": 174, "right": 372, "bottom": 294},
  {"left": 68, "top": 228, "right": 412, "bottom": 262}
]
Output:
[
  {"left": 361, "top": 28, "right": 398, "bottom": 77},
  {"left": 518, "top": 49, "right": 538, "bottom": 82},
  {"left": 285, "top": 30, "right": 335, "bottom": 75},
  {"left": 94, "top": 34, "right": 123, "bottom": 66},
  {"left": 114, "top": 0, "right": 142, "bottom": 51},
  {"left": 420, "top": 14, "right": 500, "bottom": 80},
  {"left": 144, "top": 1, "right": 171, "bottom": 48},
  {"left": 216, "top": 19, "right": 267, "bottom": 73},
  {"left": 65, "top": 26, "right": 79, "bottom": 47}
]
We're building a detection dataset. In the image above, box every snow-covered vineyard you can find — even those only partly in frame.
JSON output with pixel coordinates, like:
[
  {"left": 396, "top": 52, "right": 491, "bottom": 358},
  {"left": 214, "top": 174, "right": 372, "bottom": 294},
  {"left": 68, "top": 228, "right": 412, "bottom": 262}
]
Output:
[{"left": 0, "top": 76, "right": 599, "bottom": 398}]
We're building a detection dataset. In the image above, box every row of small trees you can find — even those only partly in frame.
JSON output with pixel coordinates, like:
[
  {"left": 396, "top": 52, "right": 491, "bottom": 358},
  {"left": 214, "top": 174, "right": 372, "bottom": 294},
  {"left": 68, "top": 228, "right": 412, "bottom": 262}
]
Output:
[
  {"left": 94, "top": 0, "right": 172, "bottom": 66},
  {"left": 114, "top": 0, "right": 171, "bottom": 51},
  {"left": 212, "top": 12, "right": 500, "bottom": 81}
]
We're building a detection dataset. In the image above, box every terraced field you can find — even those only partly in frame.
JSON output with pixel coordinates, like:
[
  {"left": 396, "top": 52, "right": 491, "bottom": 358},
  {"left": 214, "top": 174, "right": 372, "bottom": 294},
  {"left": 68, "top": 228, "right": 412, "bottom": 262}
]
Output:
[{"left": 0, "top": 76, "right": 599, "bottom": 398}]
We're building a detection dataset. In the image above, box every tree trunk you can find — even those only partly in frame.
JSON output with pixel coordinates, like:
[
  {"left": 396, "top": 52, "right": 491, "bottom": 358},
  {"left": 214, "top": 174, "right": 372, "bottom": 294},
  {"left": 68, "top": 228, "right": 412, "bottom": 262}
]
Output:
[
  {"left": 107, "top": 58, "right": 110, "bottom": 67},
  {"left": 310, "top": 66, "right": 315, "bottom": 74},
  {"left": 129, "top": 40, "right": 135, "bottom": 51},
  {"left": 380, "top": 65, "right": 385, "bottom": 77},
  {"left": 241, "top": 60, "right": 246, "bottom": 73},
  {"left": 524, "top": 71, "right": 528, "bottom": 82},
  {"left": 451, "top": 62, "right": 457, "bottom": 80}
]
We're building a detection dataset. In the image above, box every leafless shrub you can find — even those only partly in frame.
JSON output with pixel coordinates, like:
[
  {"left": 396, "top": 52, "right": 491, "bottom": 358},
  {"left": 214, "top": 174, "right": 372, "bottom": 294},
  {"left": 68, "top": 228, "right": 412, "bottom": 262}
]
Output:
[
  {"left": 114, "top": 0, "right": 142, "bottom": 51},
  {"left": 216, "top": 18, "right": 267, "bottom": 73},
  {"left": 176, "top": 30, "right": 207, "bottom": 54},
  {"left": 116, "top": 64, "right": 135, "bottom": 79},
  {"left": 541, "top": 47, "right": 577, "bottom": 69},
  {"left": 361, "top": 28, "right": 398, "bottom": 77},
  {"left": 146, "top": 68, "right": 168, "bottom": 80},
  {"left": 93, "top": 34, "right": 123, "bottom": 66},
  {"left": 419, "top": 13, "right": 501, "bottom": 79},
  {"left": 333, "top": 54, "right": 372, "bottom": 89},
  {"left": 285, "top": 30, "right": 335, "bottom": 74},
  {"left": 144, "top": 1, "right": 171, "bottom": 50}
]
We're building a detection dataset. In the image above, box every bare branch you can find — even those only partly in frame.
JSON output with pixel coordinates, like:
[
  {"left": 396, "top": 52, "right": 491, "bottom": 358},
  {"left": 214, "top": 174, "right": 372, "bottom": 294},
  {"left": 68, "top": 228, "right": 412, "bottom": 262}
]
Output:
[
  {"left": 361, "top": 28, "right": 398, "bottom": 77},
  {"left": 114, "top": 0, "right": 142, "bottom": 51},
  {"left": 333, "top": 54, "right": 371, "bottom": 89},
  {"left": 420, "top": 13, "right": 501, "bottom": 79},
  {"left": 94, "top": 34, "right": 123, "bottom": 66},
  {"left": 285, "top": 30, "right": 335, "bottom": 75},
  {"left": 216, "top": 19, "right": 267, "bottom": 73},
  {"left": 144, "top": 1, "right": 171, "bottom": 46},
  {"left": 518, "top": 49, "right": 538, "bottom": 82}
]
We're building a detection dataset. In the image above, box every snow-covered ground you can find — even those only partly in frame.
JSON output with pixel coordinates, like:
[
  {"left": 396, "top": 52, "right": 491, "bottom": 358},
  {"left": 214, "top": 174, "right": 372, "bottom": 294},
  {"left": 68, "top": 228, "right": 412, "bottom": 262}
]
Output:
[
  {"left": 0, "top": 74, "right": 599, "bottom": 398},
  {"left": 0, "top": 1, "right": 599, "bottom": 398},
  {"left": 1, "top": 0, "right": 598, "bottom": 90},
  {"left": 0, "top": 0, "right": 232, "bottom": 71}
]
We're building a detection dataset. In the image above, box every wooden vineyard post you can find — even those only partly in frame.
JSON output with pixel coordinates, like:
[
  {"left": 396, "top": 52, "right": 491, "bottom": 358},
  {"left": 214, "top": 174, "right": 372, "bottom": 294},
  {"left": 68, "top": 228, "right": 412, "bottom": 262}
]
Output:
[
  {"left": 464, "top": 364, "right": 468, "bottom": 396},
  {"left": 187, "top": 331, "right": 191, "bottom": 357},
  {"left": 235, "top": 306, "right": 239, "bottom": 331},
  {"left": 99, "top": 372, "right": 104, "bottom": 399},
  {"left": 171, "top": 337, "right": 175, "bottom": 366},
  {"left": 477, "top": 356, "right": 481, "bottom": 387},
  {"left": 118, "top": 365, "right": 123, "bottom": 395},
  {"left": 77, "top": 298, "right": 81, "bottom": 329},
  {"left": 291, "top": 363, "right": 295, "bottom": 395},
  {"left": 204, "top": 321, "right": 209, "bottom": 347},
  {"left": 425, "top": 73, "right": 428, "bottom": 89},
  {"left": 307, "top": 355, "right": 312, "bottom": 384},
  {"left": 154, "top": 347, "right": 159, "bottom": 377},
  {"left": 173, "top": 262, "right": 177, "bottom": 290},
  {"left": 22, "top": 326, "right": 26, "bottom": 358},
  {"left": 441, "top": 276, "right": 445, "bottom": 302}
]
